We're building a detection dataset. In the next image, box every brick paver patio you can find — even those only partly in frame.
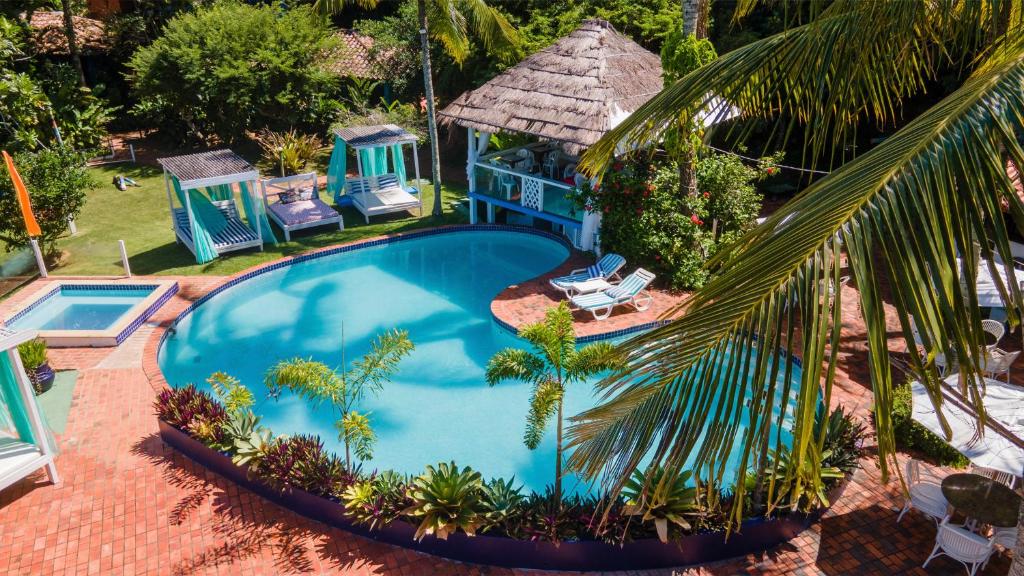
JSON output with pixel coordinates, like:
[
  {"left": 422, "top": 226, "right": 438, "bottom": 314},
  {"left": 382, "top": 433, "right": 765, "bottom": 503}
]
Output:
[{"left": 0, "top": 243, "right": 1019, "bottom": 575}]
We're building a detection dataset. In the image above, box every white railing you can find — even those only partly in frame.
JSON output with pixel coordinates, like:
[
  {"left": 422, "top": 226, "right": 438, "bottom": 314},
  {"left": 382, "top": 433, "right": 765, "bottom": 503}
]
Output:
[{"left": 472, "top": 161, "right": 576, "bottom": 220}]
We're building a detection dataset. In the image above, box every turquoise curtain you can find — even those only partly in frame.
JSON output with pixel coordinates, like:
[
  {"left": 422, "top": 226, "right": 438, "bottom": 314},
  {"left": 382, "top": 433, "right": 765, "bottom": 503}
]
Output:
[
  {"left": 358, "top": 146, "right": 390, "bottom": 177},
  {"left": 391, "top": 144, "right": 407, "bottom": 188},
  {"left": 172, "top": 176, "right": 219, "bottom": 264},
  {"left": 327, "top": 135, "right": 347, "bottom": 204},
  {"left": 206, "top": 184, "right": 233, "bottom": 202},
  {"left": 238, "top": 181, "right": 278, "bottom": 245},
  {"left": 0, "top": 349, "right": 36, "bottom": 445}
]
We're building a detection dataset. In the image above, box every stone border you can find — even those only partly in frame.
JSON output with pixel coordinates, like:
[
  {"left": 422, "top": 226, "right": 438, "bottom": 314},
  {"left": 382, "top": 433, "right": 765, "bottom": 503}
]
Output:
[{"left": 159, "top": 420, "right": 845, "bottom": 572}]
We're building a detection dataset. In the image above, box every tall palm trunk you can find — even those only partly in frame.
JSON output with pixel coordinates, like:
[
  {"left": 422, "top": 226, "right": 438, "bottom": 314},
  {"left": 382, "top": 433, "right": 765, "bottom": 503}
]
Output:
[
  {"left": 555, "top": 396, "right": 564, "bottom": 507},
  {"left": 417, "top": 0, "right": 444, "bottom": 216},
  {"left": 682, "top": 0, "right": 702, "bottom": 36},
  {"left": 676, "top": 0, "right": 707, "bottom": 198},
  {"left": 60, "top": 0, "right": 87, "bottom": 87}
]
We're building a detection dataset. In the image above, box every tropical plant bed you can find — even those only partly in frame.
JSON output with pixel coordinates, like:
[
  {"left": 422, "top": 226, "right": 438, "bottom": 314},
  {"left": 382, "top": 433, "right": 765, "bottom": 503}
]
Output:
[{"left": 158, "top": 420, "right": 846, "bottom": 571}]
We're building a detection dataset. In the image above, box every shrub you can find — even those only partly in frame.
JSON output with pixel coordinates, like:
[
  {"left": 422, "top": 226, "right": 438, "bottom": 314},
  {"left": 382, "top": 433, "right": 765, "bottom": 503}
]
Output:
[
  {"left": 127, "top": 0, "right": 343, "bottom": 143},
  {"left": 890, "top": 383, "right": 971, "bottom": 468},
  {"left": 254, "top": 129, "right": 325, "bottom": 177},
  {"left": 154, "top": 384, "right": 228, "bottom": 445},
  {"left": 696, "top": 153, "right": 765, "bottom": 243},
  {"left": 818, "top": 406, "right": 866, "bottom": 475},
  {"left": 252, "top": 434, "right": 353, "bottom": 497},
  {"left": 622, "top": 467, "right": 698, "bottom": 543},
  {"left": 342, "top": 470, "right": 410, "bottom": 531},
  {"left": 0, "top": 148, "right": 92, "bottom": 259},
  {"left": 405, "top": 461, "right": 484, "bottom": 541},
  {"left": 479, "top": 477, "right": 525, "bottom": 536}
]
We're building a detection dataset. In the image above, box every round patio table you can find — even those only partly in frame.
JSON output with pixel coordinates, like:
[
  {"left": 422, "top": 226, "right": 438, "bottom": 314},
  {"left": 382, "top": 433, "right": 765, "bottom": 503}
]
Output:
[{"left": 941, "top": 473, "right": 1022, "bottom": 527}]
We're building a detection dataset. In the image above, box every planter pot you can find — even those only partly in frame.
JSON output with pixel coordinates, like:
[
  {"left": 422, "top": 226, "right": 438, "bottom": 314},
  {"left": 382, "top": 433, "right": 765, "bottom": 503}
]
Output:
[
  {"left": 30, "top": 363, "right": 55, "bottom": 394},
  {"left": 158, "top": 420, "right": 842, "bottom": 571}
]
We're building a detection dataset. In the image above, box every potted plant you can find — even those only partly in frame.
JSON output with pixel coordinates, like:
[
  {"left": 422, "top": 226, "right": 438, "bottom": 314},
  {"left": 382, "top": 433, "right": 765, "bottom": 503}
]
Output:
[{"left": 18, "top": 338, "right": 54, "bottom": 394}]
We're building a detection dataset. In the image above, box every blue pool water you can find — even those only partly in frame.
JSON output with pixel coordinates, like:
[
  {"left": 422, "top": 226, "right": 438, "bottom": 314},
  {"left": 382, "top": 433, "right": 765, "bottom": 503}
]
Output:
[
  {"left": 10, "top": 287, "right": 154, "bottom": 331},
  {"left": 159, "top": 230, "right": 800, "bottom": 493}
]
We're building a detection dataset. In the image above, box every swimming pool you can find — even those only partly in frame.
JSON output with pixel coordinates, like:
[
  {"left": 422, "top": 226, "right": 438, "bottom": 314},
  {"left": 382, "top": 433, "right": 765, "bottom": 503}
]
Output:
[
  {"left": 7, "top": 281, "right": 179, "bottom": 347},
  {"left": 159, "top": 229, "right": 800, "bottom": 493}
]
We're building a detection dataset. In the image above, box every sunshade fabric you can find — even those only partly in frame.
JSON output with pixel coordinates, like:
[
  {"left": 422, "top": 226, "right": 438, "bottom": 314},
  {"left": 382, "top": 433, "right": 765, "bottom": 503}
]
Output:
[{"left": 911, "top": 378, "right": 1024, "bottom": 476}]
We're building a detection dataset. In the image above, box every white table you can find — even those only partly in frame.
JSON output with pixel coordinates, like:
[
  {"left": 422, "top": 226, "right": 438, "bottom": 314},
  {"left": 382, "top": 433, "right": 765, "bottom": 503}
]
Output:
[{"left": 569, "top": 278, "right": 611, "bottom": 295}]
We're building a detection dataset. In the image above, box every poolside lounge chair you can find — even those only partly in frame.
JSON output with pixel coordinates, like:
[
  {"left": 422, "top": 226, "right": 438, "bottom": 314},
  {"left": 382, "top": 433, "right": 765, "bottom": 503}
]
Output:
[
  {"left": 570, "top": 268, "right": 656, "bottom": 320},
  {"left": 260, "top": 172, "right": 343, "bottom": 241},
  {"left": 549, "top": 253, "right": 626, "bottom": 296}
]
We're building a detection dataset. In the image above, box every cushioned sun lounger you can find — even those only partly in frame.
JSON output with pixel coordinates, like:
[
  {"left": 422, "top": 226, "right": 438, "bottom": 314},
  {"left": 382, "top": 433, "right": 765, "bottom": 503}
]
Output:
[
  {"left": 260, "top": 173, "right": 343, "bottom": 241},
  {"left": 549, "top": 253, "right": 626, "bottom": 296},
  {"left": 570, "top": 268, "right": 656, "bottom": 320}
]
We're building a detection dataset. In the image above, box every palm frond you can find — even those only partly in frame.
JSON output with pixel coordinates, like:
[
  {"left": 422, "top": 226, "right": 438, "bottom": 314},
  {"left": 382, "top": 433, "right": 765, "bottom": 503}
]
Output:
[
  {"left": 579, "top": 0, "right": 998, "bottom": 176},
  {"left": 567, "top": 33, "right": 1024, "bottom": 527},
  {"left": 458, "top": 0, "right": 519, "bottom": 60},
  {"left": 313, "top": 0, "right": 380, "bottom": 15},
  {"left": 264, "top": 357, "right": 343, "bottom": 406},
  {"left": 426, "top": 0, "right": 470, "bottom": 64},
  {"left": 565, "top": 342, "right": 623, "bottom": 383},
  {"left": 347, "top": 329, "right": 415, "bottom": 393},
  {"left": 485, "top": 348, "right": 546, "bottom": 386},
  {"left": 525, "top": 379, "right": 563, "bottom": 449}
]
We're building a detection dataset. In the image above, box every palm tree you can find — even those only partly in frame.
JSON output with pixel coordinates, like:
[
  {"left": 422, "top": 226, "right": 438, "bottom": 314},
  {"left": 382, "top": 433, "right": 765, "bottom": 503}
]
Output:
[
  {"left": 264, "top": 328, "right": 414, "bottom": 468},
  {"left": 485, "top": 302, "right": 622, "bottom": 508},
  {"left": 314, "top": 0, "right": 518, "bottom": 216},
  {"left": 568, "top": 0, "right": 1024, "bottom": 558}
]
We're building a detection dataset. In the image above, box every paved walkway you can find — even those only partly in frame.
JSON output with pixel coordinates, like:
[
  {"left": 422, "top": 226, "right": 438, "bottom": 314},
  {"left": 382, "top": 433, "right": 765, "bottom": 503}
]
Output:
[{"left": 0, "top": 257, "right": 1018, "bottom": 574}]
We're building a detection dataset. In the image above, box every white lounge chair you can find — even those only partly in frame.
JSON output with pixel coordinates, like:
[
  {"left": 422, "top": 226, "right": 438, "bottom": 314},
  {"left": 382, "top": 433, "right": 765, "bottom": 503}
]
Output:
[
  {"left": 549, "top": 253, "right": 626, "bottom": 297},
  {"left": 570, "top": 268, "right": 656, "bottom": 320},
  {"left": 923, "top": 519, "right": 995, "bottom": 576},
  {"left": 896, "top": 458, "right": 950, "bottom": 525}
]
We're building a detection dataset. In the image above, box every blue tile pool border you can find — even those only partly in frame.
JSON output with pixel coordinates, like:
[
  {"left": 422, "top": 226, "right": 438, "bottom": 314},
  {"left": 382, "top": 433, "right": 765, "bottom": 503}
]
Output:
[{"left": 116, "top": 283, "right": 180, "bottom": 345}]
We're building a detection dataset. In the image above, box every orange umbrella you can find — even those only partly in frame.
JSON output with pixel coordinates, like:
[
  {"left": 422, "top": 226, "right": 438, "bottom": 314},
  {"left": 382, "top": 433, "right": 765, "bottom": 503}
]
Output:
[{"left": 2, "top": 150, "right": 42, "bottom": 237}]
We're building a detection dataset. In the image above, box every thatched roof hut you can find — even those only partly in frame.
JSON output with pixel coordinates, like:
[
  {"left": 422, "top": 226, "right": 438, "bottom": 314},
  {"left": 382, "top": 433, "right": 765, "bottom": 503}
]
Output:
[
  {"left": 439, "top": 19, "right": 663, "bottom": 155},
  {"left": 28, "top": 11, "right": 110, "bottom": 55}
]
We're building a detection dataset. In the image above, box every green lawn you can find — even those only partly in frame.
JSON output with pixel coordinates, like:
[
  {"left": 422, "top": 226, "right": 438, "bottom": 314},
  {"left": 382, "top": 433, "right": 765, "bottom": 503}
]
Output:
[{"left": 55, "top": 164, "right": 469, "bottom": 276}]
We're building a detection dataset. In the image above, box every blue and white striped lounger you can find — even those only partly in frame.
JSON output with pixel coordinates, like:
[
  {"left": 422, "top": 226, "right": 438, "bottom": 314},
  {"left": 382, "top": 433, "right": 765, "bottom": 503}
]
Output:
[
  {"left": 173, "top": 206, "right": 260, "bottom": 252},
  {"left": 549, "top": 253, "right": 626, "bottom": 296},
  {"left": 570, "top": 268, "right": 656, "bottom": 320}
]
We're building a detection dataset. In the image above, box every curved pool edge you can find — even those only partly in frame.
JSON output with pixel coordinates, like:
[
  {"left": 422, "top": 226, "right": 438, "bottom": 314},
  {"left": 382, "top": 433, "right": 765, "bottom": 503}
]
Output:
[
  {"left": 142, "top": 224, "right": 675, "bottom": 393},
  {"left": 159, "top": 419, "right": 847, "bottom": 572}
]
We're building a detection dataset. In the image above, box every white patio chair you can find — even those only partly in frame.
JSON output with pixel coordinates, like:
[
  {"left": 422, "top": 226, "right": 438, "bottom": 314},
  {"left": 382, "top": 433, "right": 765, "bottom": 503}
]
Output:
[
  {"left": 981, "top": 318, "right": 1006, "bottom": 348},
  {"left": 542, "top": 151, "right": 560, "bottom": 179},
  {"left": 897, "top": 459, "right": 951, "bottom": 525},
  {"left": 981, "top": 348, "right": 1019, "bottom": 384},
  {"left": 970, "top": 465, "right": 1019, "bottom": 489},
  {"left": 923, "top": 519, "right": 995, "bottom": 576},
  {"left": 563, "top": 163, "right": 578, "bottom": 180},
  {"left": 498, "top": 173, "right": 518, "bottom": 200},
  {"left": 991, "top": 526, "right": 1017, "bottom": 550}
]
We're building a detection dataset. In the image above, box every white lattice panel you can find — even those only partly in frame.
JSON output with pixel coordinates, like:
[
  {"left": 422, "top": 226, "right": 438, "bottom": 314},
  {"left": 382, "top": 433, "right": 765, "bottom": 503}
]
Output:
[{"left": 521, "top": 177, "right": 544, "bottom": 211}]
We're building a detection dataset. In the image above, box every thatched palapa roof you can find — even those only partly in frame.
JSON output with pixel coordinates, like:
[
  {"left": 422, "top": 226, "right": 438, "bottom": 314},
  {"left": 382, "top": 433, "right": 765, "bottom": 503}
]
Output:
[
  {"left": 28, "top": 11, "right": 110, "bottom": 55},
  {"left": 438, "top": 19, "right": 663, "bottom": 154}
]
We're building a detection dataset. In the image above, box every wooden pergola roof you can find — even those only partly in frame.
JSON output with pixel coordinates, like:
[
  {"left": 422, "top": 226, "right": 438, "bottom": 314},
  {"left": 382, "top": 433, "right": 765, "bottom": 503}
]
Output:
[{"left": 334, "top": 124, "right": 418, "bottom": 149}]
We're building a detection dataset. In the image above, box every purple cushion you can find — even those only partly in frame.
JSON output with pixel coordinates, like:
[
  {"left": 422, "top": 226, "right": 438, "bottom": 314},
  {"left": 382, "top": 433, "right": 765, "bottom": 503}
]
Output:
[{"left": 269, "top": 198, "right": 339, "bottom": 226}]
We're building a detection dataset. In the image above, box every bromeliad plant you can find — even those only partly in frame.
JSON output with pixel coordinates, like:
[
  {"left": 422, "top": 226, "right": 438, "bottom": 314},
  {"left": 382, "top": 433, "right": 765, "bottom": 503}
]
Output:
[
  {"left": 404, "top": 461, "right": 484, "bottom": 541},
  {"left": 479, "top": 477, "right": 526, "bottom": 536},
  {"left": 264, "top": 328, "right": 414, "bottom": 468},
  {"left": 485, "top": 302, "right": 622, "bottom": 511},
  {"left": 342, "top": 470, "right": 410, "bottom": 531},
  {"left": 154, "top": 384, "right": 228, "bottom": 444},
  {"left": 622, "top": 467, "right": 699, "bottom": 543}
]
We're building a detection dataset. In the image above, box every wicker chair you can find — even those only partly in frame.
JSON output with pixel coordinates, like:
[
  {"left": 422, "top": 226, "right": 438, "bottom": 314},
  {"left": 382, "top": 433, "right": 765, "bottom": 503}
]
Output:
[
  {"left": 981, "top": 348, "right": 1020, "bottom": 384},
  {"left": 923, "top": 519, "right": 995, "bottom": 576},
  {"left": 897, "top": 459, "right": 950, "bottom": 525}
]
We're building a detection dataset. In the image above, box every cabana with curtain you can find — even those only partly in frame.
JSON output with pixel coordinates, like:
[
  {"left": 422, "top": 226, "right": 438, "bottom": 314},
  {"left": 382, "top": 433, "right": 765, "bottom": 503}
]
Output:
[
  {"left": 158, "top": 150, "right": 277, "bottom": 264},
  {"left": 0, "top": 327, "right": 59, "bottom": 492},
  {"left": 326, "top": 124, "right": 422, "bottom": 223}
]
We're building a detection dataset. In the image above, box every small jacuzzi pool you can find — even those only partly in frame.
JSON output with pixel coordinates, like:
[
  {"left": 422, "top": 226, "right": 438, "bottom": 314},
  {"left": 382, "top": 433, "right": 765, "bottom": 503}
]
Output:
[{"left": 6, "top": 280, "right": 178, "bottom": 347}]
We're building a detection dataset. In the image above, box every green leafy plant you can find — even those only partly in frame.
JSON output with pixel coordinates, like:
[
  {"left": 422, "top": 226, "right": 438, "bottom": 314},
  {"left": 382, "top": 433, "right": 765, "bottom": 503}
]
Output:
[
  {"left": 404, "top": 461, "right": 484, "bottom": 541},
  {"left": 486, "top": 302, "right": 622, "bottom": 510},
  {"left": 479, "top": 477, "right": 525, "bottom": 535},
  {"left": 767, "top": 445, "right": 843, "bottom": 513},
  {"left": 265, "top": 328, "right": 414, "bottom": 468},
  {"left": 153, "top": 384, "right": 228, "bottom": 445},
  {"left": 252, "top": 434, "right": 353, "bottom": 497},
  {"left": 622, "top": 467, "right": 698, "bottom": 543},
  {"left": 254, "top": 128, "right": 325, "bottom": 176},
  {"left": 342, "top": 470, "right": 409, "bottom": 530},
  {"left": 818, "top": 406, "right": 866, "bottom": 475},
  {"left": 17, "top": 338, "right": 47, "bottom": 371},
  {"left": 0, "top": 148, "right": 92, "bottom": 259},
  {"left": 208, "top": 372, "right": 254, "bottom": 416}
]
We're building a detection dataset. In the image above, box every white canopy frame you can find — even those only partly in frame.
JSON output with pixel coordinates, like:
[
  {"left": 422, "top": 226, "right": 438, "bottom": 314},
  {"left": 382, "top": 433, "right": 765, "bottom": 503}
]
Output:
[{"left": 336, "top": 125, "right": 422, "bottom": 224}]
